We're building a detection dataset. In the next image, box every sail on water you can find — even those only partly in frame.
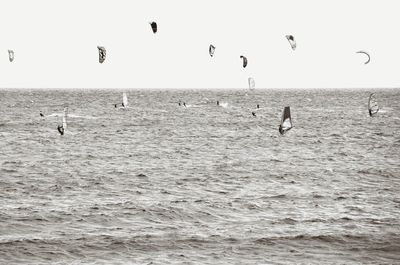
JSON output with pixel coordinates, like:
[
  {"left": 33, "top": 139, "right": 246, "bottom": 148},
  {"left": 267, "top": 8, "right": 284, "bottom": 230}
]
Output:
[
  {"left": 62, "top": 107, "right": 68, "bottom": 130},
  {"left": 368, "top": 93, "right": 379, "bottom": 116},
  {"left": 279, "top": 106, "right": 293, "bottom": 135},
  {"left": 122, "top": 93, "right": 128, "bottom": 108},
  {"left": 57, "top": 107, "right": 68, "bottom": 135}
]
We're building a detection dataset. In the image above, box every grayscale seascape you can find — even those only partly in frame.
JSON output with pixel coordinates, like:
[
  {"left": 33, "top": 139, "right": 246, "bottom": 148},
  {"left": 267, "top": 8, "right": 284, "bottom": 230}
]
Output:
[{"left": 0, "top": 88, "right": 399, "bottom": 264}]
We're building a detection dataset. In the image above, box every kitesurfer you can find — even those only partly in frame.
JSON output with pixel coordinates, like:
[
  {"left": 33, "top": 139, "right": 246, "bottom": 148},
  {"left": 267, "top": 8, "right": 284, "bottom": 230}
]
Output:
[{"left": 57, "top": 125, "right": 64, "bottom": 135}]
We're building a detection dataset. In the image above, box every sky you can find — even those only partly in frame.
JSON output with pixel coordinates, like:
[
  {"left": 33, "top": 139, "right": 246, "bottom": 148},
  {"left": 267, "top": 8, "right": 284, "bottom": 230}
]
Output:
[{"left": 1, "top": 0, "right": 400, "bottom": 89}]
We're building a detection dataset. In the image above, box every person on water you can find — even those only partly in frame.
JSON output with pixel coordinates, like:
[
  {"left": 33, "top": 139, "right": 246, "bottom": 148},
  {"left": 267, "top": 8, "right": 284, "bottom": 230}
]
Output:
[
  {"left": 252, "top": 111, "right": 256, "bottom": 117},
  {"left": 183, "top": 102, "right": 186, "bottom": 107},
  {"left": 122, "top": 102, "right": 125, "bottom": 108},
  {"left": 40, "top": 111, "right": 44, "bottom": 117},
  {"left": 368, "top": 109, "right": 372, "bottom": 116},
  {"left": 217, "top": 100, "right": 219, "bottom": 106},
  {"left": 57, "top": 125, "right": 64, "bottom": 136},
  {"left": 257, "top": 104, "right": 260, "bottom": 109},
  {"left": 278, "top": 125, "right": 284, "bottom": 135},
  {"left": 114, "top": 104, "right": 118, "bottom": 108}
]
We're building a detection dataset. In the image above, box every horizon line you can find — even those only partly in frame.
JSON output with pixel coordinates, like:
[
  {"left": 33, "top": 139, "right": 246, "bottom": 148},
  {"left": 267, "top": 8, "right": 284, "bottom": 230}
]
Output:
[{"left": 1, "top": 87, "right": 399, "bottom": 90}]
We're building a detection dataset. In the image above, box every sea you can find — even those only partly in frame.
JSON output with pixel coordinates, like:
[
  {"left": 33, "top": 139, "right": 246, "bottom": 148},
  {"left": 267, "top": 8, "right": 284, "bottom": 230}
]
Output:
[{"left": 0, "top": 88, "right": 399, "bottom": 265}]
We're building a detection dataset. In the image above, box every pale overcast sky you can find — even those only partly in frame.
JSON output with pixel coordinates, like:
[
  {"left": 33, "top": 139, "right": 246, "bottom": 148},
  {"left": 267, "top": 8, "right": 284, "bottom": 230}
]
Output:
[{"left": 1, "top": 0, "right": 399, "bottom": 89}]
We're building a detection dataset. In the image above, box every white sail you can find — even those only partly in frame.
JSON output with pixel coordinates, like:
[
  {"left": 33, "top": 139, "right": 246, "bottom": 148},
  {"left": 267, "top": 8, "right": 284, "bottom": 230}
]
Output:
[
  {"left": 122, "top": 92, "right": 128, "bottom": 108},
  {"left": 62, "top": 107, "right": 68, "bottom": 130},
  {"left": 248, "top": 77, "right": 255, "bottom": 90},
  {"left": 280, "top": 106, "right": 292, "bottom": 134},
  {"left": 368, "top": 93, "right": 379, "bottom": 116}
]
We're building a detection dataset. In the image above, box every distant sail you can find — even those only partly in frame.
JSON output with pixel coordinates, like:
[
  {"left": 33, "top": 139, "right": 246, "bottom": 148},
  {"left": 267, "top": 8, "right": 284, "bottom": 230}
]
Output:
[
  {"left": 150, "top": 21, "right": 157, "bottom": 33},
  {"left": 248, "top": 77, "right": 255, "bottom": 90},
  {"left": 240, "top": 55, "right": 248, "bottom": 68},
  {"left": 209, "top": 45, "right": 215, "bottom": 57},
  {"left": 286, "top": 35, "right": 296, "bottom": 50},
  {"left": 97, "top": 46, "right": 106, "bottom": 63},
  {"left": 62, "top": 107, "right": 68, "bottom": 130},
  {"left": 368, "top": 93, "right": 379, "bottom": 116},
  {"left": 356, "top": 50, "right": 370, "bottom": 64},
  {"left": 122, "top": 92, "right": 128, "bottom": 108},
  {"left": 279, "top": 106, "right": 293, "bottom": 135},
  {"left": 8, "top": 50, "right": 14, "bottom": 62}
]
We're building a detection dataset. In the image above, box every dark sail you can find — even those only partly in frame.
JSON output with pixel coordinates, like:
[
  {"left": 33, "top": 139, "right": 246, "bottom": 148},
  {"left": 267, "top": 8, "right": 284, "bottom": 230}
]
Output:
[
  {"left": 240, "top": 55, "right": 248, "bottom": 68},
  {"left": 97, "top": 46, "right": 106, "bottom": 63},
  {"left": 209, "top": 44, "right": 215, "bottom": 57},
  {"left": 368, "top": 93, "right": 379, "bottom": 116},
  {"left": 150, "top": 22, "right": 157, "bottom": 33},
  {"left": 279, "top": 106, "right": 293, "bottom": 135},
  {"left": 286, "top": 35, "right": 296, "bottom": 50}
]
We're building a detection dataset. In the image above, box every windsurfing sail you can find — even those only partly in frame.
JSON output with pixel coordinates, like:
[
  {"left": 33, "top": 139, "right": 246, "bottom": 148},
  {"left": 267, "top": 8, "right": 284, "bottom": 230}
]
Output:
[
  {"left": 150, "top": 21, "right": 157, "bottom": 33},
  {"left": 279, "top": 106, "right": 293, "bottom": 134},
  {"left": 286, "top": 35, "right": 296, "bottom": 50},
  {"left": 356, "top": 50, "right": 370, "bottom": 64},
  {"left": 122, "top": 92, "right": 128, "bottom": 108},
  {"left": 248, "top": 77, "right": 255, "bottom": 90},
  {"left": 368, "top": 93, "right": 379, "bottom": 116},
  {"left": 62, "top": 107, "right": 68, "bottom": 130},
  {"left": 209, "top": 44, "right": 215, "bottom": 57},
  {"left": 240, "top": 55, "right": 248, "bottom": 68},
  {"left": 97, "top": 46, "right": 106, "bottom": 63},
  {"left": 8, "top": 50, "right": 14, "bottom": 62}
]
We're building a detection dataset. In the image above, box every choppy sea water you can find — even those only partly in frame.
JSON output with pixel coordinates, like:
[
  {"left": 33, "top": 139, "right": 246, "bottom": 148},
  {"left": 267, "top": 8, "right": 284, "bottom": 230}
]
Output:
[{"left": 0, "top": 88, "right": 399, "bottom": 265}]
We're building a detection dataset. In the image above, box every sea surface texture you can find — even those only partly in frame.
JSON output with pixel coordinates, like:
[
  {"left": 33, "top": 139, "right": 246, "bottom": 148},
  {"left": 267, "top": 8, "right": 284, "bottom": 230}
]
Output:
[{"left": 0, "top": 88, "right": 399, "bottom": 264}]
